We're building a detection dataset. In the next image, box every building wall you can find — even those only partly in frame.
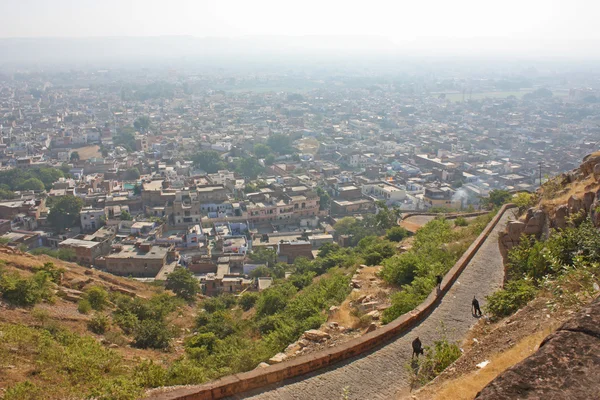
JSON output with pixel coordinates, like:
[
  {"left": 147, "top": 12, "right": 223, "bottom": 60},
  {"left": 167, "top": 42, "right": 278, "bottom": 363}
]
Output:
[{"left": 104, "top": 256, "right": 166, "bottom": 277}]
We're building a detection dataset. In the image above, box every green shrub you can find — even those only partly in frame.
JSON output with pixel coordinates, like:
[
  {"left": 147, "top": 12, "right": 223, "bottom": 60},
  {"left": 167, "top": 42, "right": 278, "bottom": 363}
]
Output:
[
  {"left": 485, "top": 279, "right": 537, "bottom": 318},
  {"left": 3, "top": 380, "right": 41, "bottom": 400},
  {"left": 78, "top": 299, "right": 92, "bottom": 314},
  {"left": 113, "top": 311, "right": 139, "bottom": 334},
  {"left": 185, "top": 332, "right": 218, "bottom": 353},
  {"left": 165, "top": 267, "right": 200, "bottom": 301},
  {"left": 239, "top": 292, "right": 259, "bottom": 311},
  {"left": 410, "top": 338, "right": 462, "bottom": 385},
  {"left": 38, "top": 262, "right": 65, "bottom": 284},
  {"left": 386, "top": 226, "right": 410, "bottom": 242},
  {"left": 134, "top": 360, "right": 167, "bottom": 388},
  {"left": 0, "top": 270, "right": 52, "bottom": 306},
  {"left": 288, "top": 271, "right": 315, "bottom": 290},
  {"left": 88, "top": 313, "right": 110, "bottom": 334},
  {"left": 133, "top": 319, "right": 173, "bottom": 349},
  {"left": 453, "top": 217, "right": 468, "bottom": 227},
  {"left": 104, "top": 330, "right": 128, "bottom": 347},
  {"left": 86, "top": 285, "right": 109, "bottom": 311}
]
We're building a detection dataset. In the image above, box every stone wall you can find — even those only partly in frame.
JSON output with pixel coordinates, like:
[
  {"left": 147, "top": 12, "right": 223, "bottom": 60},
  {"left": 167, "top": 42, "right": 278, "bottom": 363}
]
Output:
[{"left": 146, "top": 204, "right": 516, "bottom": 400}]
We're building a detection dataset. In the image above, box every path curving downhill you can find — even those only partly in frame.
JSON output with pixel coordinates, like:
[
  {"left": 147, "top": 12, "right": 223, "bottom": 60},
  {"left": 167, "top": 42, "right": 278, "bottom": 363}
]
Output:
[{"left": 232, "top": 209, "right": 516, "bottom": 400}]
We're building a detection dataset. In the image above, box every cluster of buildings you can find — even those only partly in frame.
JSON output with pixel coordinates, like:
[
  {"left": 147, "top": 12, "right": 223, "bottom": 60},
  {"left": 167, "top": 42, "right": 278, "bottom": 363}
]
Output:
[{"left": 0, "top": 68, "right": 598, "bottom": 295}]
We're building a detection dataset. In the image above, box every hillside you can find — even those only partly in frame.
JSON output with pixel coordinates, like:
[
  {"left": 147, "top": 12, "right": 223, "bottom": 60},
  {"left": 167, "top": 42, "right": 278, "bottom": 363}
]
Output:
[
  {"left": 0, "top": 246, "right": 197, "bottom": 400},
  {"left": 408, "top": 152, "right": 600, "bottom": 400}
]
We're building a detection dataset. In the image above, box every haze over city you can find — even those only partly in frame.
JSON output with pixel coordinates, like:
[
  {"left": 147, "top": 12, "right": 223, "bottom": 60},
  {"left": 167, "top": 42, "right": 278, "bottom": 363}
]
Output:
[{"left": 1, "top": 0, "right": 600, "bottom": 60}]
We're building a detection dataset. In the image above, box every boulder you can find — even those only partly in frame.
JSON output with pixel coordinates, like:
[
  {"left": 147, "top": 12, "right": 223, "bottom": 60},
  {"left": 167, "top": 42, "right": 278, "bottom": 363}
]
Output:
[
  {"left": 268, "top": 353, "right": 288, "bottom": 364},
  {"left": 506, "top": 221, "right": 526, "bottom": 239},
  {"left": 594, "top": 163, "right": 600, "bottom": 180},
  {"left": 592, "top": 201, "right": 600, "bottom": 228},
  {"left": 365, "top": 323, "right": 377, "bottom": 333},
  {"left": 580, "top": 153, "right": 600, "bottom": 176},
  {"left": 476, "top": 297, "right": 600, "bottom": 400},
  {"left": 567, "top": 195, "right": 584, "bottom": 214},
  {"left": 255, "top": 362, "right": 270, "bottom": 369},
  {"left": 303, "top": 329, "right": 331, "bottom": 342},
  {"left": 524, "top": 209, "right": 545, "bottom": 235},
  {"left": 367, "top": 310, "right": 381, "bottom": 320},
  {"left": 553, "top": 205, "right": 569, "bottom": 229},
  {"left": 284, "top": 343, "right": 302, "bottom": 354},
  {"left": 350, "top": 280, "right": 361, "bottom": 289},
  {"left": 583, "top": 191, "right": 596, "bottom": 213}
]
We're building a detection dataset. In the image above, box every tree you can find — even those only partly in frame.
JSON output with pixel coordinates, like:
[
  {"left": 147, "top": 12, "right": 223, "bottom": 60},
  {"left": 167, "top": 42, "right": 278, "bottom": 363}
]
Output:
[
  {"left": 133, "top": 116, "right": 151, "bottom": 133},
  {"left": 488, "top": 189, "right": 512, "bottom": 207},
  {"left": 133, "top": 184, "right": 142, "bottom": 196},
  {"left": 47, "top": 196, "right": 84, "bottom": 232},
  {"left": 266, "top": 134, "right": 294, "bottom": 154},
  {"left": 235, "top": 157, "right": 264, "bottom": 180},
  {"left": 191, "top": 151, "right": 227, "bottom": 174},
  {"left": 334, "top": 217, "right": 359, "bottom": 237},
  {"left": 70, "top": 151, "right": 80, "bottom": 162},
  {"left": 114, "top": 127, "right": 137, "bottom": 151},
  {"left": 375, "top": 201, "right": 401, "bottom": 229},
  {"left": 386, "top": 226, "right": 409, "bottom": 242},
  {"left": 166, "top": 268, "right": 200, "bottom": 301},
  {"left": 253, "top": 144, "right": 271, "bottom": 158},
  {"left": 120, "top": 210, "right": 133, "bottom": 221},
  {"left": 248, "top": 248, "right": 277, "bottom": 267},
  {"left": 315, "top": 187, "right": 330, "bottom": 211},
  {"left": 18, "top": 178, "right": 45, "bottom": 192},
  {"left": 123, "top": 167, "right": 141, "bottom": 180},
  {"left": 249, "top": 265, "right": 272, "bottom": 278},
  {"left": 265, "top": 154, "right": 276, "bottom": 165}
]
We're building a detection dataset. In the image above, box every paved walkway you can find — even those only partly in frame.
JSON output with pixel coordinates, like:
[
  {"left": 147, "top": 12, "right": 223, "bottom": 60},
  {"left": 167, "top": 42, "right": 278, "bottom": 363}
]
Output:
[{"left": 233, "top": 209, "right": 515, "bottom": 400}]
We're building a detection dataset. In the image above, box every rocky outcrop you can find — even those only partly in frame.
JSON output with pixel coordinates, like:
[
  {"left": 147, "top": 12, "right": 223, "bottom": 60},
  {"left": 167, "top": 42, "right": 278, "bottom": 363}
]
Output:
[
  {"left": 580, "top": 153, "right": 600, "bottom": 177},
  {"left": 476, "top": 296, "right": 600, "bottom": 400},
  {"left": 500, "top": 221, "right": 526, "bottom": 249}
]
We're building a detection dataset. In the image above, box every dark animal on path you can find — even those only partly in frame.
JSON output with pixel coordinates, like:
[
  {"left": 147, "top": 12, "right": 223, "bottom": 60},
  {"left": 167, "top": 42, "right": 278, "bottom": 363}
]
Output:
[
  {"left": 472, "top": 296, "right": 482, "bottom": 317},
  {"left": 412, "top": 337, "right": 424, "bottom": 358},
  {"left": 436, "top": 275, "right": 443, "bottom": 288}
]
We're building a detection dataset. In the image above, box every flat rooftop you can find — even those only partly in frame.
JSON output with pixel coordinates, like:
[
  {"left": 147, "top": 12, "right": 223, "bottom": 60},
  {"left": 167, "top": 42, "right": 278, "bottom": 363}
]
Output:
[
  {"left": 106, "top": 245, "right": 168, "bottom": 260},
  {"left": 60, "top": 238, "right": 100, "bottom": 248}
]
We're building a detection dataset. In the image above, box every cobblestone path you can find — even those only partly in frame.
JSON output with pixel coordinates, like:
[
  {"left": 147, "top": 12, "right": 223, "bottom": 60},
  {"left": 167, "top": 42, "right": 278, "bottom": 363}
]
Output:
[{"left": 234, "top": 209, "right": 515, "bottom": 400}]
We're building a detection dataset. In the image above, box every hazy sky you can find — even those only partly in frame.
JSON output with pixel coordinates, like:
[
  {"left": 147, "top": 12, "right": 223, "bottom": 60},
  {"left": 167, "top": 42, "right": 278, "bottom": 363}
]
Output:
[{"left": 1, "top": 0, "right": 599, "bottom": 53}]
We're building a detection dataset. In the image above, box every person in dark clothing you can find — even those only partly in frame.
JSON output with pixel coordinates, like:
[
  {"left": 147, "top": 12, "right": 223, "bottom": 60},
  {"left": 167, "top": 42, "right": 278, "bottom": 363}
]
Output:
[
  {"left": 412, "top": 337, "right": 424, "bottom": 358},
  {"left": 472, "top": 296, "right": 482, "bottom": 317}
]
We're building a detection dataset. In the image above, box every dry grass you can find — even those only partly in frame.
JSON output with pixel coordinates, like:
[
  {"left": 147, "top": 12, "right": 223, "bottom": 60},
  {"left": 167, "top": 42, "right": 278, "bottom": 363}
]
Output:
[
  {"left": 413, "top": 326, "right": 557, "bottom": 400},
  {"left": 541, "top": 174, "right": 598, "bottom": 209},
  {"left": 72, "top": 145, "right": 101, "bottom": 160}
]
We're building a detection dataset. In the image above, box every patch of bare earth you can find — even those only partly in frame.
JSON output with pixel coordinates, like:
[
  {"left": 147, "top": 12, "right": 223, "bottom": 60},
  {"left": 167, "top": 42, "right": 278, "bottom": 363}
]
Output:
[{"left": 281, "top": 265, "right": 395, "bottom": 360}]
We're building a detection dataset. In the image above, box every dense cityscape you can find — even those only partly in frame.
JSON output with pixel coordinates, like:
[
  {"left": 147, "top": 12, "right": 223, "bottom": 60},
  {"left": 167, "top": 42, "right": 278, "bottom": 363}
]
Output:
[{"left": 0, "top": 66, "right": 597, "bottom": 285}]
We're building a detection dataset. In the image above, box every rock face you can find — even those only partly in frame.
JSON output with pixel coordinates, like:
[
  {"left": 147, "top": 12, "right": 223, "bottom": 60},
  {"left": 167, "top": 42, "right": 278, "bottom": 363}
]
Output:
[{"left": 476, "top": 296, "right": 600, "bottom": 399}]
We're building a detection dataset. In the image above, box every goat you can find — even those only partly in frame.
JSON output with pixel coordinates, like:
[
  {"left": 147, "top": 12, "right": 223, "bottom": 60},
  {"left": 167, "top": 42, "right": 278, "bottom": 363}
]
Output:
[
  {"left": 472, "top": 296, "right": 482, "bottom": 317},
  {"left": 412, "top": 337, "right": 424, "bottom": 358}
]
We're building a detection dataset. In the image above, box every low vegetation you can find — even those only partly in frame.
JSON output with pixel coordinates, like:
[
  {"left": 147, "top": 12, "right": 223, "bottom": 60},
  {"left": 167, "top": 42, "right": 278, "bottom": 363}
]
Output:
[
  {"left": 408, "top": 337, "right": 462, "bottom": 386},
  {"left": 486, "top": 218, "right": 600, "bottom": 319},
  {"left": 381, "top": 213, "right": 495, "bottom": 323}
]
